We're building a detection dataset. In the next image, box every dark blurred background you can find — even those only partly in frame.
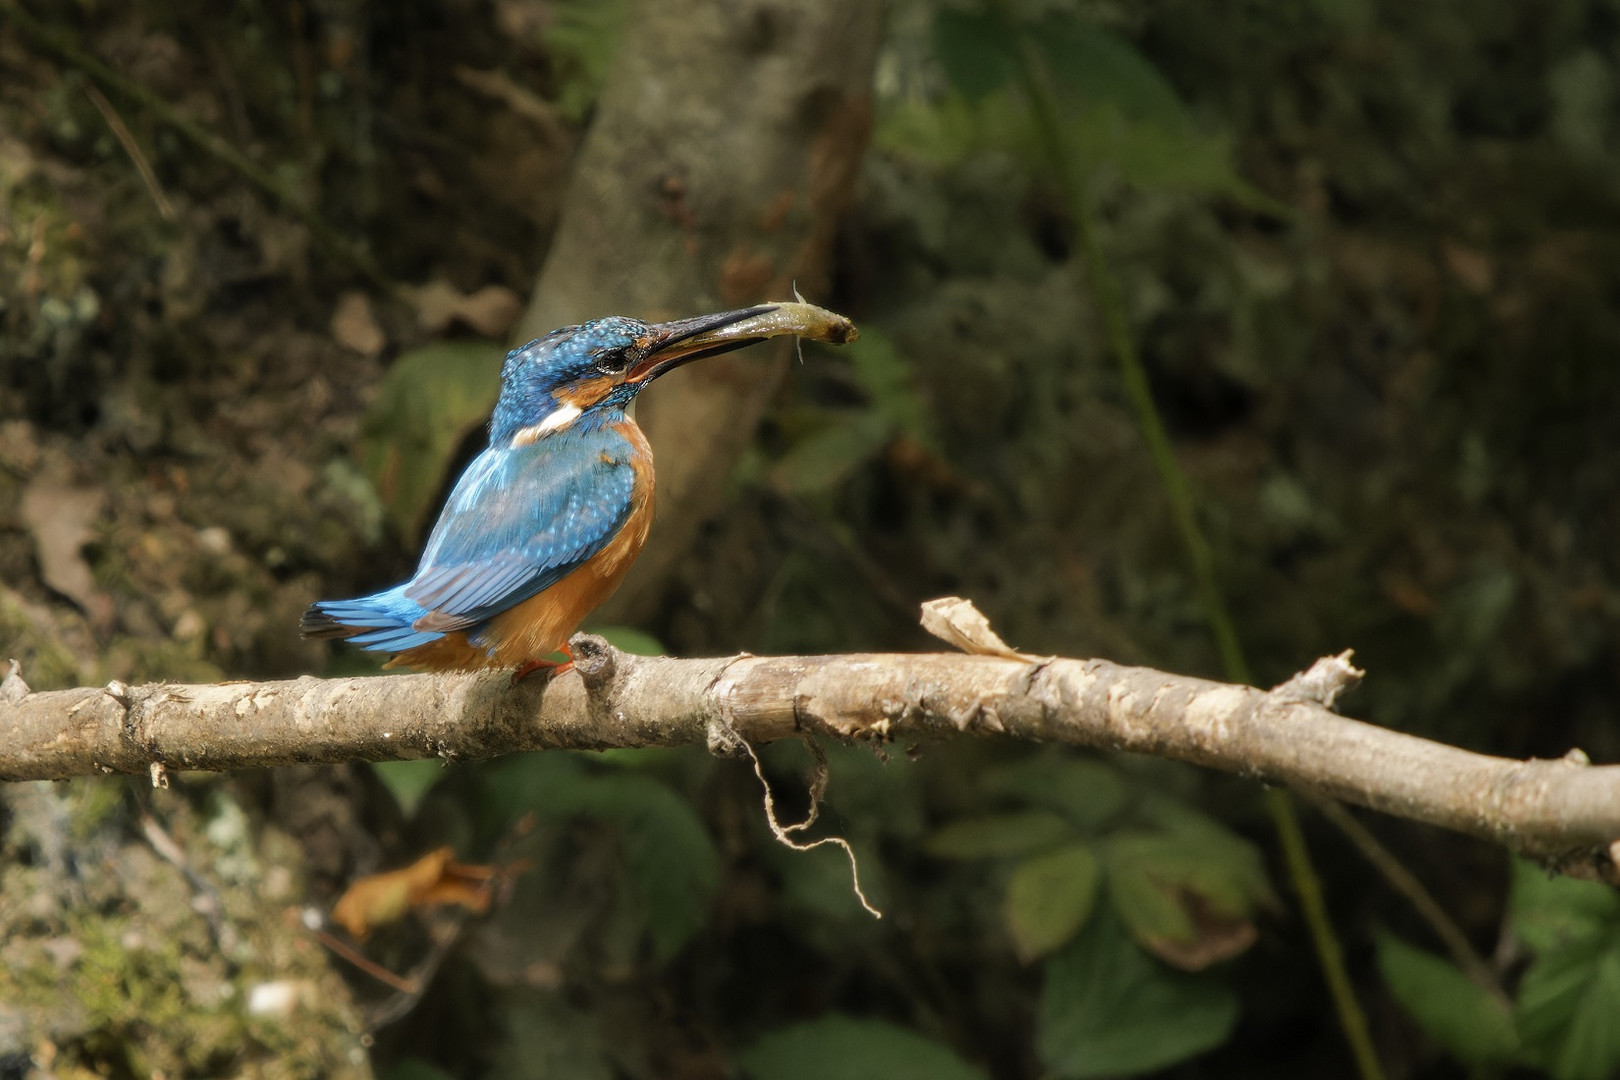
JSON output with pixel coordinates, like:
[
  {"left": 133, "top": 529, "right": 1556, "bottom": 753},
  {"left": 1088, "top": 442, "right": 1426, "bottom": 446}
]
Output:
[{"left": 2, "top": 0, "right": 1618, "bottom": 1077}]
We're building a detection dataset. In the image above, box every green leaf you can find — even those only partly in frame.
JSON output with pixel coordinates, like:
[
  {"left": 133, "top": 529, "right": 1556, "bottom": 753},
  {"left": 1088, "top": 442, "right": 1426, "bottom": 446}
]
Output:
[
  {"left": 590, "top": 625, "right": 665, "bottom": 656},
  {"left": 1549, "top": 51, "right": 1612, "bottom": 161},
  {"left": 1505, "top": 860, "right": 1620, "bottom": 1079},
  {"left": 740, "top": 1015, "right": 987, "bottom": 1080},
  {"left": 380, "top": 1060, "right": 456, "bottom": 1080},
  {"left": 765, "top": 835, "right": 890, "bottom": 925},
  {"left": 544, "top": 0, "right": 631, "bottom": 122},
  {"left": 1038, "top": 906, "right": 1237, "bottom": 1077},
  {"left": 1438, "top": 563, "right": 1519, "bottom": 649},
  {"left": 932, "top": 10, "right": 1019, "bottom": 103},
  {"left": 1105, "top": 836, "right": 1195, "bottom": 947},
  {"left": 874, "top": 91, "right": 1035, "bottom": 167},
  {"left": 491, "top": 990, "right": 613, "bottom": 1080},
  {"left": 488, "top": 755, "right": 720, "bottom": 961},
  {"left": 1066, "top": 108, "right": 1274, "bottom": 208},
  {"left": 1518, "top": 931, "right": 1620, "bottom": 1080},
  {"left": 1038, "top": 22, "right": 1190, "bottom": 134},
  {"left": 615, "top": 781, "right": 722, "bottom": 961},
  {"left": 1107, "top": 826, "right": 1269, "bottom": 920},
  {"left": 770, "top": 410, "right": 892, "bottom": 495},
  {"left": 1374, "top": 933, "right": 1517, "bottom": 1065},
  {"left": 1006, "top": 844, "right": 1101, "bottom": 961},
  {"left": 844, "top": 329, "right": 935, "bottom": 447},
  {"left": 916, "top": 12, "right": 1288, "bottom": 213},
  {"left": 593, "top": 745, "right": 698, "bottom": 769},
  {"left": 370, "top": 758, "right": 445, "bottom": 817},
  {"left": 932, "top": 11, "right": 1192, "bottom": 131},
  {"left": 797, "top": 738, "right": 926, "bottom": 840},
  {"left": 358, "top": 341, "right": 505, "bottom": 540},
  {"left": 1103, "top": 825, "right": 1268, "bottom": 968},
  {"left": 926, "top": 811, "right": 1076, "bottom": 859},
  {"left": 981, "top": 755, "right": 1127, "bottom": 831},
  {"left": 1136, "top": 796, "right": 1274, "bottom": 910},
  {"left": 1510, "top": 857, "right": 1620, "bottom": 953}
]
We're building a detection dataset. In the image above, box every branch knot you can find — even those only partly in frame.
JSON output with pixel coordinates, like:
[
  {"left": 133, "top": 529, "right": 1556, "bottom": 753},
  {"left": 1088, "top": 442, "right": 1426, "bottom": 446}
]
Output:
[
  {"left": 1, "top": 659, "right": 28, "bottom": 704},
  {"left": 1271, "top": 650, "right": 1364, "bottom": 710}
]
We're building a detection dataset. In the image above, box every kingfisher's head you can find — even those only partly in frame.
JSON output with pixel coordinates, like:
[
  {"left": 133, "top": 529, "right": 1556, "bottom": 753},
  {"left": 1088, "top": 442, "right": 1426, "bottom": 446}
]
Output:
[{"left": 488, "top": 303, "right": 858, "bottom": 447}]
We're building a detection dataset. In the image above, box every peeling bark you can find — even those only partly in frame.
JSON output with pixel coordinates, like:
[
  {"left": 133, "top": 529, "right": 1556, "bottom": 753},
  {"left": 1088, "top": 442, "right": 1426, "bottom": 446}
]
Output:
[{"left": 4, "top": 642, "right": 1617, "bottom": 880}]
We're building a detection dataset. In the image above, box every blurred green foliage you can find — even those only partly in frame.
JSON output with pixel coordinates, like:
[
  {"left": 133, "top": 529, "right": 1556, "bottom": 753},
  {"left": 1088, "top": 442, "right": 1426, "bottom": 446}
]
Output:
[
  {"left": 1376, "top": 859, "right": 1620, "bottom": 1079},
  {"left": 765, "top": 329, "right": 932, "bottom": 497},
  {"left": 925, "top": 750, "right": 1268, "bottom": 1075},
  {"left": 1511, "top": 859, "right": 1620, "bottom": 1079},
  {"left": 359, "top": 341, "right": 504, "bottom": 541},
  {"left": 485, "top": 751, "right": 721, "bottom": 962},
  {"left": 1039, "top": 906, "right": 1238, "bottom": 1077},
  {"left": 1375, "top": 933, "right": 1518, "bottom": 1067},
  {"left": 381, "top": 1061, "right": 455, "bottom": 1080},
  {"left": 543, "top": 0, "right": 632, "bottom": 122},
  {"left": 742, "top": 1015, "right": 988, "bottom": 1080},
  {"left": 1004, "top": 843, "right": 1100, "bottom": 961},
  {"left": 876, "top": 7, "right": 1280, "bottom": 211},
  {"left": 373, "top": 757, "right": 446, "bottom": 818}
]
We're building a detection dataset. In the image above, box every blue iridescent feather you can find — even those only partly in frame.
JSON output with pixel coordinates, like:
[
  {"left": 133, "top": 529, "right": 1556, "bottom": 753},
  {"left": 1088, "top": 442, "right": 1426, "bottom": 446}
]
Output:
[{"left": 302, "top": 416, "right": 639, "bottom": 654}]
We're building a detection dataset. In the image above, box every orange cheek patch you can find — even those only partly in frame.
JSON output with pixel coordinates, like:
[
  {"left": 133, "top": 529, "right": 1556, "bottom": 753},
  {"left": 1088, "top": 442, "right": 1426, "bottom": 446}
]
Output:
[
  {"left": 511, "top": 377, "right": 622, "bottom": 445},
  {"left": 555, "top": 375, "right": 620, "bottom": 410}
]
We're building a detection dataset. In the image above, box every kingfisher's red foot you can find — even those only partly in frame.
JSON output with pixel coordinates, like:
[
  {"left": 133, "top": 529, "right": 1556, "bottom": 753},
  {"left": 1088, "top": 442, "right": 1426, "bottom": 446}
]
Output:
[
  {"left": 509, "top": 659, "right": 563, "bottom": 684},
  {"left": 509, "top": 643, "right": 575, "bottom": 685}
]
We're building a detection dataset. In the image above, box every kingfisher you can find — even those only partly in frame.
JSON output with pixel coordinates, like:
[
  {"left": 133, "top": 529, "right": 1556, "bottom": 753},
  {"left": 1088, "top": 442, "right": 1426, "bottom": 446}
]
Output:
[{"left": 302, "top": 302, "right": 857, "bottom": 676}]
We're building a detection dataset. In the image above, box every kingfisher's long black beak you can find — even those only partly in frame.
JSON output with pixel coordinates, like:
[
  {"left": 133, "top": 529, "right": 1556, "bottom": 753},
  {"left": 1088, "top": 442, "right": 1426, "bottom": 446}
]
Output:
[{"left": 626, "top": 302, "right": 859, "bottom": 384}]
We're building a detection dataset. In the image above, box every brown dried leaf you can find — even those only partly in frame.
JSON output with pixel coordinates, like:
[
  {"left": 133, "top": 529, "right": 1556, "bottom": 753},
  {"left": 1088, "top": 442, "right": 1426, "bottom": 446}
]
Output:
[
  {"left": 453, "top": 66, "right": 567, "bottom": 139},
  {"left": 409, "top": 280, "right": 524, "bottom": 338},
  {"left": 0, "top": 420, "right": 41, "bottom": 475},
  {"left": 1441, "top": 241, "right": 1495, "bottom": 294},
  {"left": 20, "top": 472, "right": 111, "bottom": 631},
  {"left": 330, "top": 845, "right": 502, "bottom": 938},
  {"left": 492, "top": 0, "right": 549, "bottom": 44},
  {"left": 1137, "top": 891, "right": 1259, "bottom": 972},
  {"left": 331, "top": 290, "right": 386, "bottom": 356},
  {"left": 919, "top": 596, "right": 1034, "bottom": 661},
  {"left": 0, "top": 131, "right": 39, "bottom": 190}
]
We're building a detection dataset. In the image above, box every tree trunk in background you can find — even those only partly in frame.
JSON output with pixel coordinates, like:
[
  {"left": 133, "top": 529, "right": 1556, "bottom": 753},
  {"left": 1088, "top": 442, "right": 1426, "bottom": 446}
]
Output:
[{"left": 516, "top": 0, "right": 883, "bottom": 622}]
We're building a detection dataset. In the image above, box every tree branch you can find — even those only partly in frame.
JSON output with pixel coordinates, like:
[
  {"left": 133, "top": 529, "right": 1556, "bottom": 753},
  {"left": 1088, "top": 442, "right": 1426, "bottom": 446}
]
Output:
[{"left": 3, "top": 643, "right": 1616, "bottom": 880}]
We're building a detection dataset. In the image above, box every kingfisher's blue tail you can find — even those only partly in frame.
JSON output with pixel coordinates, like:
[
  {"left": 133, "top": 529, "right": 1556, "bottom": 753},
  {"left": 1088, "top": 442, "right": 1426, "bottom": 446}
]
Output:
[{"left": 300, "top": 586, "right": 444, "bottom": 654}]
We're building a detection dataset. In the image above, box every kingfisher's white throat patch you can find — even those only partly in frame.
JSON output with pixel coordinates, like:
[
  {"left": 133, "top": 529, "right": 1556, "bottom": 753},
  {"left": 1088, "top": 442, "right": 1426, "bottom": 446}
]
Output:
[{"left": 512, "top": 403, "right": 583, "bottom": 446}]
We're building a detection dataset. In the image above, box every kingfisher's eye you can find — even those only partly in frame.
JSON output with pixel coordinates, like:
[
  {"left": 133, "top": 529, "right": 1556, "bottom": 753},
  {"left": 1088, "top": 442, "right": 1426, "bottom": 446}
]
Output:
[{"left": 593, "top": 347, "right": 633, "bottom": 373}]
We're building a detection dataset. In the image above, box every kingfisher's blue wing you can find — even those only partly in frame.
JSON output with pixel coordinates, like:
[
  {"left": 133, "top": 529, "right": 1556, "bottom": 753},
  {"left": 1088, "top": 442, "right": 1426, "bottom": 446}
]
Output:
[{"left": 402, "top": 428, "right": 639, "bottom": 633}]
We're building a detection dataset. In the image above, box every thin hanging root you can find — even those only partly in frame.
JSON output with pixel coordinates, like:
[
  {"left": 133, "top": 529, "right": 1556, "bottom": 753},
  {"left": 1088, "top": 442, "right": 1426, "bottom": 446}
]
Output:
[{"left": 735, "top": 732, "right": 881, "bottom": 919}]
